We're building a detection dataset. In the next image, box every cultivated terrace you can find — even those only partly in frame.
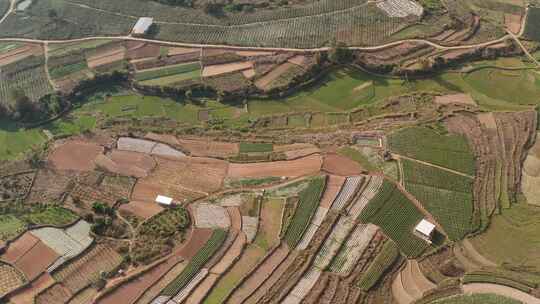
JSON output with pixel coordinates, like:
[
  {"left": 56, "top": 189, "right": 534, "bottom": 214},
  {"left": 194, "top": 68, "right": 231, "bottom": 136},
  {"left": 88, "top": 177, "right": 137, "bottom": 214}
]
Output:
[{"left": 0, "top": 1, "right": 539, "bottom": 304}]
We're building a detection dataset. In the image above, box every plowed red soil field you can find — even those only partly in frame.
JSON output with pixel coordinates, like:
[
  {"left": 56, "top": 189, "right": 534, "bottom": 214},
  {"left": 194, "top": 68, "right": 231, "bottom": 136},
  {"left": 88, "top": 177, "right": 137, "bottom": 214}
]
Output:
[
  {"left": 48, "top": 141, "right": 103, "bottom": 171},
  {"left": 322, "top": 153, "right": 363, "bottom": 176},
  {"left": 319, "top": 175, "right": 346, "bottom": 208},
  {"left": 14, "top": 240, "right": 59, "bottom": 281},
  {"left": 1, "top": 233, "right": 40, "bottom": 264},
  {"left": 228, "top": 155, "right": 322, "bottom": 178}
]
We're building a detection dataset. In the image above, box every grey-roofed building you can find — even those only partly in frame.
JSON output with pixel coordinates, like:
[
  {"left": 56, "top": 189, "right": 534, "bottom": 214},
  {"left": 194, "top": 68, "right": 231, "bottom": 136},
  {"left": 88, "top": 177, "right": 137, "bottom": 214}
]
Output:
[{"left": 132, "top": 17, "right": 154, "bottom": 35}]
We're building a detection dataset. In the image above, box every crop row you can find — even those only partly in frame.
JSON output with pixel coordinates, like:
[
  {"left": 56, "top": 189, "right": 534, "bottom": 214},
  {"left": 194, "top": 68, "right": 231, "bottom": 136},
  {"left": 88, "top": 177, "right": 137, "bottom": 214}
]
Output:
[
  {"left": 160, "top": 229, "right": 227, "bottom": 297},
  {"left": 359, "top": 180, "right": 429, "bottom": 257},
  {"left": 0, "top": 65, "right": 52, "bottom": 105},
  {"left": 156, "top": 4, "right": 407, "bottom": 48},
  {"left": 402, "top": 159, "right": 476, "bottom": 241},
  {"left": 356, "top": 239, "right": 399, "bottom": 291},
  {"left": 388, "top": 126, "right": 475, "bottom": 175},
  {"left": 135, "top": 63, "right": 201, "bottom": 82},
  {"left": 284, "top": 176, "right": 326, "bottom": 248}
]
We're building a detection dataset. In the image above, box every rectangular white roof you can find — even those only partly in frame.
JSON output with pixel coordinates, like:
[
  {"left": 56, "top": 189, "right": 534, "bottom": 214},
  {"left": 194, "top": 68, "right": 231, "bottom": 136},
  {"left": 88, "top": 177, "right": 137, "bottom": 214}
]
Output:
[
  {"left": 133, "top": 17, "right": 154, "bottom": 34},
  {"left": 415, "top": 219, "right": 435, "bottom": 236},
  {"left": 155, "top": 195, "right": 173, "bottom": 205}
]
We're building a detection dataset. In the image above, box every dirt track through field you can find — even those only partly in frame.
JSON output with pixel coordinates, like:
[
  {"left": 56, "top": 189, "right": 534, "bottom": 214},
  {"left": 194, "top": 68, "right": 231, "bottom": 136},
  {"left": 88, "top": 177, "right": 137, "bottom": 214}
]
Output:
[{"left": 463, "top": 283, "right": 540, "bottom": 304}]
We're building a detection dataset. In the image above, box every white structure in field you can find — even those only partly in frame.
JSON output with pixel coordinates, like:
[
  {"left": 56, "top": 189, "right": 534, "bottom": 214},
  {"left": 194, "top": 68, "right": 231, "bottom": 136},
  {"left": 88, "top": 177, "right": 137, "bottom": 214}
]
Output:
[
  {"left": 415, "top": 219, "right": 436, "bottom": 242},
  {"left": 155, "top": 195, "right": 173, "bottom": 206},
  {"left": 132, "top": 17, "right": 154, "bottom": 35}
]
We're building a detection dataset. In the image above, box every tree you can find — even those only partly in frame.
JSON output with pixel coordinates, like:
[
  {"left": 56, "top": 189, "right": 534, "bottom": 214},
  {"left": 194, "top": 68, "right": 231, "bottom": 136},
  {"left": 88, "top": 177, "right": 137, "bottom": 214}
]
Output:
[
  {"left": 328, "top": 43, "right": 353, "bottom": 64},
  {"left": 10, "top": 89, "right": 34, "bottom": 120}
]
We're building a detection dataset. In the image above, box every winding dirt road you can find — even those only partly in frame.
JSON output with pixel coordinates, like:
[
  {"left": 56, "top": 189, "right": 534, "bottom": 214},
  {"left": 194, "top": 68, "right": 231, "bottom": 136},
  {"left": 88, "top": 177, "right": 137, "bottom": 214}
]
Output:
[{"left": 463, "top": 283, "right": 540, "bottom": 304}]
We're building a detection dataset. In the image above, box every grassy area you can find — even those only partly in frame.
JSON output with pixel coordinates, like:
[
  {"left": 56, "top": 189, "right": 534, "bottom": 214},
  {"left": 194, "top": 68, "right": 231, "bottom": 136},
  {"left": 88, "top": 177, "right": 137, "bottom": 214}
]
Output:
[
  {"left": 284, "top": 176, "right": 326, "bottom": 248},
  {"left": 357, "top": 240, "right": 400, "bottom": 291},
  {"left": 0, "top": 121, "right": 47, "bottom": 160},
  {"left": 338, "top": 146, "right": 380, "bottom": 172},
  {"left": 239, "top": 142, "right": 274, "bottom": 153},
  {"left": 388, "top": 126, "right": 475, "bottom": 175},
  {"left": 135, "top": 62, "right": 201, "bottom": 82},
  {"left": 430, "top": 293, "right": 522, "bottom": 304},
  {"left": 402, "top": 159, "right": 476, "bottom": 241},
  {"left": 253, "top": 197, "right": 284, "bottom": 251},
  {"left": 470, "top": 203, "right": 540, "bottom": 283},
  {"left": 0, "top": 215, "right": 26, "bottom": 241},
  {"left": 359, "top": 180, "right": 430, "bottom": 257},
  {"left": 23, "top": 205, "right": 78, "bottom": 226}
]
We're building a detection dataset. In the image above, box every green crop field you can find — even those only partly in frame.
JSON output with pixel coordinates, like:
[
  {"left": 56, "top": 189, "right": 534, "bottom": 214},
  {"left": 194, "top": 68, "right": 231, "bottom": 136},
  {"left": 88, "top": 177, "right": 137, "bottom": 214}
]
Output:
[
  {"left": 524, "top": 7, "right": 540, "bottom": 42},
  {"left": 356, "top": 240, "right": 400, "bottom": 291},
  {"left": 135, "top": 62, "right": 201, "bottom": 82},
  {"left": 430, "top": 293, "right": 522, "bottom": 304},
  {"left": 0, "top": 121, "right": 47, "bottom": 160},
  {"left": 284, "top": 176, "right": 326, "bottom": 248},
  {"left": 22, "top": 205, "right": 78, "bottom": 226},
  {"left": 388, "top": 126, "right": 475, "bottom": 175},
  {"left": 402, "top": 159, "right": 476, "bottom": 241},
  {"left": 359, "top": 180, "right": 430, "bottom": 257},
  {"left": 161, "top": 229, "right": 227, "bottom": 297},
  {"left": 49, "top": 62, "right": 88, "bottom": 80},
  {"left": 239, "top": 142, "right": 274, "bottom": 153}
]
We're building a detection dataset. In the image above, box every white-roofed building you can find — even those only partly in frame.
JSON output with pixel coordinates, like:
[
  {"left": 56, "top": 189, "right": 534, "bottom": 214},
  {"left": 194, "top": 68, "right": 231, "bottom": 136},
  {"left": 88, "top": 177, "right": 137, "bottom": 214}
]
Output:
[
  {"left": 414, "top": 219, "right": 436, "bottom": 243},
  {"left": 132, "top": 17, "right": 154, "bottom": 35},
  {"left": 156, "top": 195, "right": 173, "bottom": 206}
]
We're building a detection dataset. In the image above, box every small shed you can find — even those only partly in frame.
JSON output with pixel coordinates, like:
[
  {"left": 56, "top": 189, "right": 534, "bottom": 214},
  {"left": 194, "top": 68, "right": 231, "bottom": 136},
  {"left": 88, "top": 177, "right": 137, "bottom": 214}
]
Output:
[
  {"left": 132, "top": 17, "right": 154, "bottom": 35},
  {"left": 155, "top": 195, "right": 173, "bottom": 206},
  {"left": 415, "top": 219, "right": 435, "bottom": 242}
]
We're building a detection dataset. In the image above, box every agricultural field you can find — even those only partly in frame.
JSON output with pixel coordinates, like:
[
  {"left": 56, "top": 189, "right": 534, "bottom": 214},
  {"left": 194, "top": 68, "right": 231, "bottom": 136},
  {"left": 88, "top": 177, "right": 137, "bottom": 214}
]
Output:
[
  {"left": 0, "top": 1, "right": 539, "bottom": 303},
  {"left": 359, "top": 180, "right": 431, "bottom": 257},
  {"left": 402, "top": 159, "right": 476, "bottom": 241},
  {"left": 388, "top": 126, "right": 475, "bottom": 175}
]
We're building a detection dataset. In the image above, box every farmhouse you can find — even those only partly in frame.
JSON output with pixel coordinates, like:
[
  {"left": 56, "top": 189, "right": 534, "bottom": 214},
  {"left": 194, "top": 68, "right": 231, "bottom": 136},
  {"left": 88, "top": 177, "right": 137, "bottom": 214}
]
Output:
[
  {"left": 132, "top": 17, "right": 154, "bottom": 35},
  {"left": 414, "top": 219, "right": 436, "bottom": 243}
]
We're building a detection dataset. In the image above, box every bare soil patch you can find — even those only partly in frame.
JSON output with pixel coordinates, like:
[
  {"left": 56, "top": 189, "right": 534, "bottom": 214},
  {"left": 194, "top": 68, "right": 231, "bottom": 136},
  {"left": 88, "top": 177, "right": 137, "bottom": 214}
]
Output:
[
  {"left": 242, "top": 68, "right": 256, "bottom": 79},
  {"left": 322, "top": 153, "right": 364, "bottom": 176},
  {"left": 178, "top": 138, "right": 239, "bottom": 158},
  {"left": 48, "top": 141, "right": 104, "bottom": 172},
  {"left": 9, "top": 273, "right": 55, "bottom": 304},
  {"left": 463, "top": 283, "right": 540, "bottom": 304},
  {"left": 144, "top": 132, "right": 180, "bottom": 146},
  {"left": 15, "top": 240, "right": 59, "bottom": 281},
  {"left": 0, "top": 44, "right": 41, "bottom": 66},
  {"left": 1, "top": 233, "right": 39, "bottom": 264},
  {"left": 119, "top": 201, "right": 164, "bottom": 220},
  {"left": 95, "top": 150, "right": 156, "bottom": 178},
  {"left": 87, "top": 47, "right": 126, "bottom": 69},
  {"left": 202, "top": 61, "right": 253, "bottom": 77},
  {"left": 211, "top": 232, "right": 246, "bottom": 274},
  {"left": 126, "top": 43, "right": 160, "bottom": 60},
  {"left": 505, "top": 13, "right": 522, "bottom": 35},
  {"left": 435, "top": 93, "right": 476, "bottom": 106},
  {"left": 175, "top": 228, "right": 213, "bottom": 260},
  {"left": 319, "top": 175, "right": 346, "bottom": 208},
  {"left": 288, "top": 55, "right": 307, "bottom": 66},
  {"left": 228, "top": 154, "right": 322, "bottom": 178},
  {"left": 235, "top": 51, "right": 274, "bottom": 57},
  {"left": 255, "top": 62, "right": 295, "bottom": 90},
  {"left": 168, "top": 47, "right": 200, "bottom": 56}
]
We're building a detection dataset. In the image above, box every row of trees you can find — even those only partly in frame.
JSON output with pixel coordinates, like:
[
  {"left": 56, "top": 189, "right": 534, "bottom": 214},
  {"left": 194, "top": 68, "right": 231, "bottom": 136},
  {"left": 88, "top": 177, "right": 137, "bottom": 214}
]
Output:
[{"left": 0, "top": 89, "right": 67, "bottom": 122}]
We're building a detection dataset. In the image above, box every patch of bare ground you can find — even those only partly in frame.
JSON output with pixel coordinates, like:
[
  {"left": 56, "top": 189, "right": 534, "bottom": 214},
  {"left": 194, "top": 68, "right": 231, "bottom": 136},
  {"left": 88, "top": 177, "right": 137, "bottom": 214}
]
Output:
[
  {"left": 126, "top": 43, "right": 160, "bottom": 60},
  {"left": 86, "top": 47, "right": 126, "bottom": 69},
  {"left": 202, "top": 61, "right": 253, "bottom": 77},
  {"left": 320, "top": 175, "right": 346, "bottom": 209},
  {"left": 255, "top": 62, "right": 295, "bottom": 90},
  {"left": 177, "top": 138, "right": 239, "bottom": 158},
  {"left": 119, "top": 201, "right": 163, "bottom": 220},
  {"left": 434, "top": 94, "right": 476, "bottom": 106},
  {"left": 133, "top": 260, "right": 187, "bottom": 304},
  {"left": 228, "top": 154, "right": 322, "bottom": 178},
  {"left": 505, "top": 13, "right": 522, "bottom": 35},
  {"left": 35, "top": 283, "right": 72, "bottom": 304},
  {"left": 319, "top": 275, "right": 340, "bottom": 303},
  {"left": 0, "top": 44, "right": 42, "bottom": 66},
  {"left": 48, "top": 141, "right": 104, "bottom": 172},
  {"left": 322, "top": 153, "right": 364, "bottom": 176},
  {"left": 235, "top": 50, "right": 275, "bottom": 57},
  {"left": 302, "top": 272, "right": 330, "bottom": 304},
  {"left": 419, "top": 246, "right": 464, "bottom": 284},
  {"left": 95, "top": 150, "right": 156, "bottom": 178},
  {"left": 8, "top": 273, "right": 55, "bottom": 304}
]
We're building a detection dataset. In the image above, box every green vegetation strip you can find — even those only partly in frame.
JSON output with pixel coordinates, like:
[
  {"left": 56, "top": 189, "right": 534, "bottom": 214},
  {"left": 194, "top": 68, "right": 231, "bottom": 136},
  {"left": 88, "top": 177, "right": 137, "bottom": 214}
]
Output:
[
  {"left": 402, "top": 159, "right": 476, "bottom": 241},
  {"left": 135, "top": 63, "right": 200, "bottom": 82},
  {"left": 50, "top": 62, "right": 88, "bottom": 79},
  {"left": 238, "top": 142, "right": 274, "bottom": 153},
  {"left": 284, "top": 176, "right": 326, "bottom": 248},
  {"left": 161, "top": 229, "right": 227, "bottom": 297},
  {"left": 356, "top": 240, "right": 400, "bottom": 291},
  {"left": 359, "top": 180, "right": 429, "bottom": 257},
  {"left": 388, "top": 126, "right": 475, "bottom": 175}
]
